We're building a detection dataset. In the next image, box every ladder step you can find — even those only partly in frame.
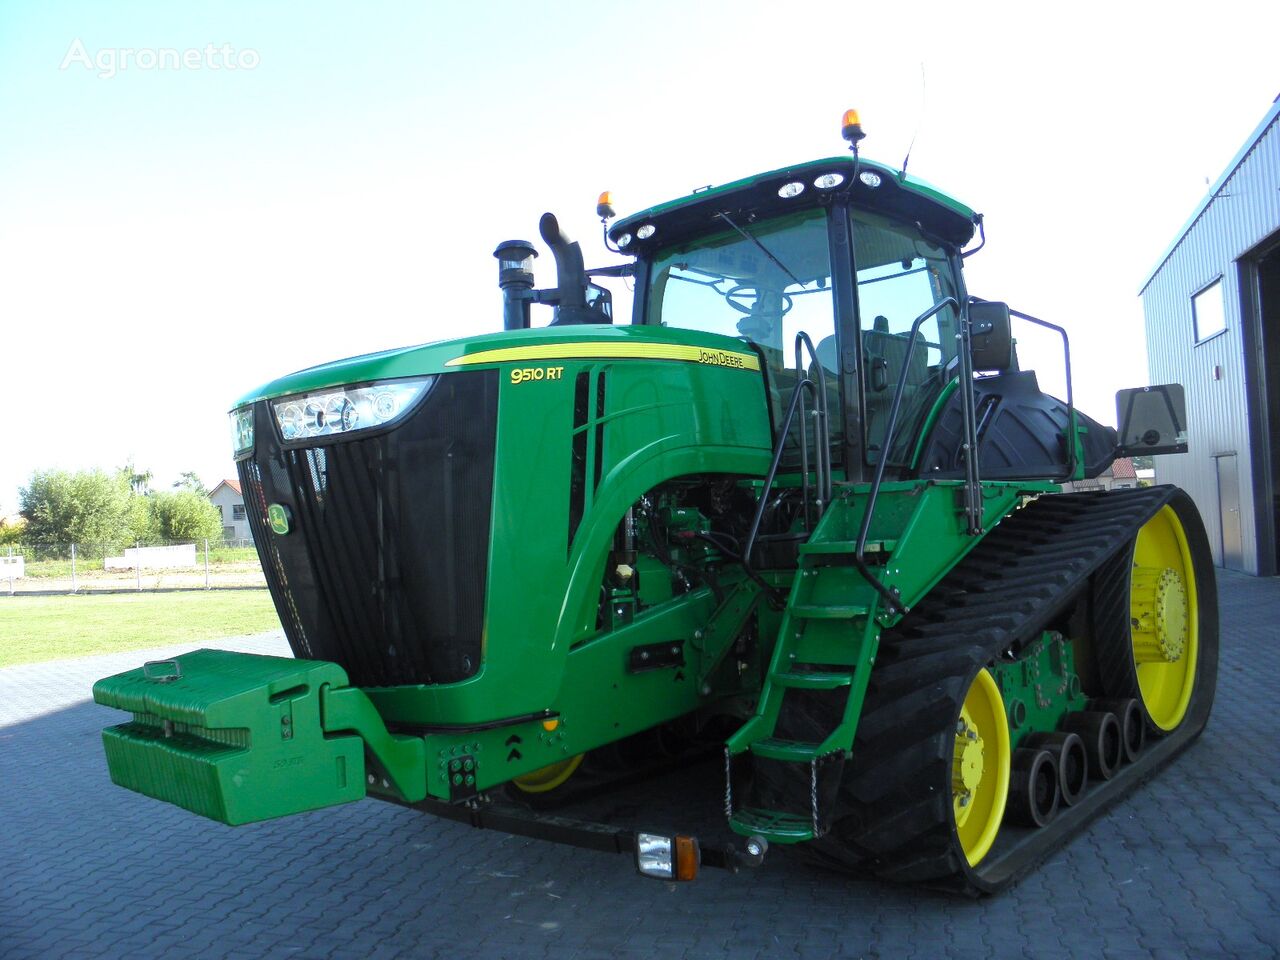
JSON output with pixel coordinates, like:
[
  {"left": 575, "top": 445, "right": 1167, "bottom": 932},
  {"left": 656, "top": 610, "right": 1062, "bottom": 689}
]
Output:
[
  {"left": 729, "top": 807, "right": 814, "bottom": 842},
  {"left": 798, "top": 539, "right": 897, "bottom": 556},
  {"left": 750, "top": 737, "right": 823, "bottom": 762},
  {"left": 772, "top": 670, "right": 854, "bottom": 690},
  {"left": 791, "top": 604, "right": 869, "bottom": 620}
]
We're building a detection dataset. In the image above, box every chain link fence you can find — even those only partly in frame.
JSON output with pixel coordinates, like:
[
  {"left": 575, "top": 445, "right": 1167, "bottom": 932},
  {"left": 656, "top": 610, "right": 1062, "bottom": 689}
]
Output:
[{"left": 1, "top": 540, "right": 265, "bottom": 594}]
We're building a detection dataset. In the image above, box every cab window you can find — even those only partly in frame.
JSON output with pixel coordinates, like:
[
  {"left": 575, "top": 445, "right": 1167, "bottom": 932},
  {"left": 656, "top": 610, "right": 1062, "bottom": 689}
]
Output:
[{"left": 645, "top": 209, "right": 840, "bottom": 455}]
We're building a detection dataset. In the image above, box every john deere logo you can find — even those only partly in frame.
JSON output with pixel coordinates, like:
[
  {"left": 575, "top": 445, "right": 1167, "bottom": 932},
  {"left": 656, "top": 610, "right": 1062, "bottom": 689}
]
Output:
[{"left": 267, "top": 503, "right": 291, "bottom": 535}]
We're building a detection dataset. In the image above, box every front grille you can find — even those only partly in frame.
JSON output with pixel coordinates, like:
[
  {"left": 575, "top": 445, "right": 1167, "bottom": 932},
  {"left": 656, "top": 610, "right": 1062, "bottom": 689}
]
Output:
[{"left": 240, "top": 371, "right": 498, "bottom": 686}]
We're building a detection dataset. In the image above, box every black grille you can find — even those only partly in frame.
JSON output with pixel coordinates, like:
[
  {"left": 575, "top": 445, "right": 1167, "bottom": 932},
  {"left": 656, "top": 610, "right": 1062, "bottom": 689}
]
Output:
[{"left": 240, "top": 371, "right": 498, "bottom": 686}]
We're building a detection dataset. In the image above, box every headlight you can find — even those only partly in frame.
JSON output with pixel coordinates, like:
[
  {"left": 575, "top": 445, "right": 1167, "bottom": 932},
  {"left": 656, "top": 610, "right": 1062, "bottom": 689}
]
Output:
[
  {"left": 634, "top": 832, "right": 699, "bottom": 881},
  {"left": 271, "top": 376, "right": 435, "bottom": 443},
  {"left": 230, "top": 407, "right": 255, "bottom": 456}
]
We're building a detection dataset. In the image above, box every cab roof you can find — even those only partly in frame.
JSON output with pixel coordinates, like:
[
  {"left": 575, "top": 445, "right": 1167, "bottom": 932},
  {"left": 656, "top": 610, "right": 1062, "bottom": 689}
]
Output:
[{"left": 610, "top": 156, "right": 979, "bottom": 253}]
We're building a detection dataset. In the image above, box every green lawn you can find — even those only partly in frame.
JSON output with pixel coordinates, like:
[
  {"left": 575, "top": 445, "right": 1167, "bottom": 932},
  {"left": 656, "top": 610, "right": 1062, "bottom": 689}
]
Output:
[
  {"left": 20, "top": 546, "right": 260, "bottom": 578},
  {"left": 0, "top": 591, "right": 282, "bottom": 667}
]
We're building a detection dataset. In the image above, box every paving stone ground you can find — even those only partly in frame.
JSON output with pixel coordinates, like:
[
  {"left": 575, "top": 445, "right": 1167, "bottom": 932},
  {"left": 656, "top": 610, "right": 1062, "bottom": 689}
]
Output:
[{"left": 1, "top": 572, "right": 1277, "bottom": 959}]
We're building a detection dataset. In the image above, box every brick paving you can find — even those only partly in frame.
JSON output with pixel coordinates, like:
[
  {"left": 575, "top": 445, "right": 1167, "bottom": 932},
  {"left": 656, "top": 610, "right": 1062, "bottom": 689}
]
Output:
[{"left": 0, "top": 572, "right": 1277, "bottom": 959}]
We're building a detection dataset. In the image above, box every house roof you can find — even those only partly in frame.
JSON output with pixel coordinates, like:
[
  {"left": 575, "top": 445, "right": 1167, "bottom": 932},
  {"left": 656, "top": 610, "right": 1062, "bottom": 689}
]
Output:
[
  {"left": 208, "top": 478, "right": 242, "bottom": 498},
  {"left": 1111, "top": 458, "right": 1138, "bottom": 480},
  {"left": 1139, "top": 95, "right": 1280, "bottom": 294}
]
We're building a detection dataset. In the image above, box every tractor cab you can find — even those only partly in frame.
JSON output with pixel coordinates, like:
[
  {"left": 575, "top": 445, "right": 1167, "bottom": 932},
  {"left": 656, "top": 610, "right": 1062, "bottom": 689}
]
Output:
[{"left": 610, "top": 153, "right": 973, "bottom": 484}]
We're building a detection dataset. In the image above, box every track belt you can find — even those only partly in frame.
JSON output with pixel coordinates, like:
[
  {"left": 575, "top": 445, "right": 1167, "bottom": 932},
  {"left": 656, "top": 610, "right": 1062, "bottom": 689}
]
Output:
[{"left": 809, "top": 485, "right": 1213, "bottom": 894}]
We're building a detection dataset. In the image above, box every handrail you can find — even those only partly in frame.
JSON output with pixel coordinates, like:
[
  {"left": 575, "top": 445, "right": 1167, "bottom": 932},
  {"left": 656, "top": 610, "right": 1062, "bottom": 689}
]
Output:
[
  {"left": 740, "top": 376, "right": 818, "bottom": 604},
  {"left": 968, "top": 297, "right": 1078, "bottom": 485},
  {"left": 853, "top": 297, "right": 960, "bottom": 616},
  {"left": 740, "top": 323, "right": 845, "bottom": 601},
  {"left": 1007, "top": 307, "right": 1076, "bottom": 483},
  {"left": 793, "top": 331, "right": 832, "bottom": 525}
]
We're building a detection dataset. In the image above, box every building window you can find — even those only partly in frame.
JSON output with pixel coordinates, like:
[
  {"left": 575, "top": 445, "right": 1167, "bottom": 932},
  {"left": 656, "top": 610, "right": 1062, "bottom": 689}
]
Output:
[
  {"left": 212, "top": 504, "right": 223, "bottom": 520},
  {"left": 232, "top": 504, "right": 246, "bottom": 521},
  {"left": 1193, "top": 278, "right": 1226, "bottom": 342}
]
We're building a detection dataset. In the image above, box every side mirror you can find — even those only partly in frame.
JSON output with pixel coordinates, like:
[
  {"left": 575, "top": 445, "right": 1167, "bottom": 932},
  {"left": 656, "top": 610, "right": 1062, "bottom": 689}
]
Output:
[
  {"left": 585, "top": 282, "right": 613, "bottom": 323},
  {"left": 969, "top": 301, "right": 1013, "bottom": 372},
  {"left": 1116, "top": 384, "right": 1188, "bottom": 456}
]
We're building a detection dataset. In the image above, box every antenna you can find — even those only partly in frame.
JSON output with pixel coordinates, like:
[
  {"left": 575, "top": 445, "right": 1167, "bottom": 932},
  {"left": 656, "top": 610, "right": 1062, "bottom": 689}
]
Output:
[{"left": 900, "top": 63, "right": 926, "bottom": 181}]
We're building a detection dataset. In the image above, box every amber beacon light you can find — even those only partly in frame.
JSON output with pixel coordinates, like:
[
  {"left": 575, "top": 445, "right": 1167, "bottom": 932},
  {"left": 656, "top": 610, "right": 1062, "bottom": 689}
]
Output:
[{"left": 842, "top": 108, "right": 866, "bottom": 147}]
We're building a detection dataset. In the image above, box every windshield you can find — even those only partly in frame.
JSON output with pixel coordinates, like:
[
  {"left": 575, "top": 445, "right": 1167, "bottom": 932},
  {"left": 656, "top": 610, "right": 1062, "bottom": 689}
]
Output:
[
  {"left": 645, "top": 209, "right": 840, "bottom": 452},
  {"left": 852, "top": 211, "right": 959, "bottom": 465}
]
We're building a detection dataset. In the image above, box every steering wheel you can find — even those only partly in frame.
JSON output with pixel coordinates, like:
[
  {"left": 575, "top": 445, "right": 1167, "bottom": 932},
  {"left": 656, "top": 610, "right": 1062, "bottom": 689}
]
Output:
[{"left": 725, "top": 284, "right": 794, "bottom": 316}]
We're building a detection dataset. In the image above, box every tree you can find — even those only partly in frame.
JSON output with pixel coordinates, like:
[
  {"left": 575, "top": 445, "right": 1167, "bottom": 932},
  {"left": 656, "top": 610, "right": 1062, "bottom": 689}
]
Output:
[
  {"left": 0, "top": 517, "right": 25, "bottom": 546},
  {"left": 19, "top": 469, "right": 132, "bottom": 546},
  {"left": 127, "top": 495, "right": 160, "bottom": 544},
  {"left": 149, "top": 490, "right": 223, "bottom": 543},
  {"left": 172, "top": 471, "right": 208, "bottom": 496},
  {"left": 119, "top": 459, "right": 153, "bottom": 496}
]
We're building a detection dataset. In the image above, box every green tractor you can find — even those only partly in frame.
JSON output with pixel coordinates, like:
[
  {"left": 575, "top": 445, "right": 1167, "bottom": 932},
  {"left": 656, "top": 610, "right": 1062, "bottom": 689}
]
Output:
[{"left": 95, "top": 112, "right": 1216, "bottom": 893}]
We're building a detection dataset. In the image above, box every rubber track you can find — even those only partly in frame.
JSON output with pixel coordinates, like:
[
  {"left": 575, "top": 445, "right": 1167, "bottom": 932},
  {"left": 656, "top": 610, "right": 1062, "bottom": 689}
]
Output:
[{"left": 806, "top": 486, "right": 1182, "bottom": 893}]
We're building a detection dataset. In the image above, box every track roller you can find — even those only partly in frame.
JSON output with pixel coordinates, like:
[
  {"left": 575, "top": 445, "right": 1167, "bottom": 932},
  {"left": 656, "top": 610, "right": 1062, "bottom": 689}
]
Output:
[
  {"left": 1061, "top": 711, "right": 1122, "bottom": 781},
  {"left": 1023, "top": 731, "right": 1087, "bottom": 806},
  {"left": 1007, "top": 747, "right": 1059, "bottom": 828},
  {"left": 1090, "top": 698, "right": 1145, "bottom": 763}
]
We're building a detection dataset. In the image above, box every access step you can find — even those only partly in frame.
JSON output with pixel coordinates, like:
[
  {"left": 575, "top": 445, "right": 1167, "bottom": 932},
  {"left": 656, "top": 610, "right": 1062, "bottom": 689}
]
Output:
[
  {"left": 729, "top": 806, "right": 814, "bottom": 842},
  {"left": 749, "top": 737, "right": 823, "bottom": 762},
  {"left": 771, "top": 670, "right": 854, "bottom": 690},
  {"left": 798, "top": 539, "right": 896, "bottom": 556},
  {"left": 790, "top": 604, "right": 869, "bottom": 620}
]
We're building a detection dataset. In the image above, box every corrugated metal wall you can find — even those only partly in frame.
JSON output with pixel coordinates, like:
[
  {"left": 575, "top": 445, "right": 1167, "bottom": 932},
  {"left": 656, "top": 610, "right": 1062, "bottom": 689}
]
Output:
[{"left": 1141, "top": 106, "right": 1280, "bottom": 574}]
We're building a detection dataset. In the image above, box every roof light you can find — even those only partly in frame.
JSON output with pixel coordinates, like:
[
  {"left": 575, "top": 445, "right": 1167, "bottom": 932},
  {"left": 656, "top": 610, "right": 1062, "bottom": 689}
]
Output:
[
  {"left": 813, "top": 172, "right": 845, "bottom": 190},
  {"left": 596, "top": 191, "right": 616, "bottom": 220},
  {"left": 859, "top": 171, "right": 882, "bottom": 189},
  {"left": 616, "top": 232, "right": 633, "bottom": 248},
  {"left": 777, "top": 181, "right": 805, "bottom": 199},
  {"left": 636, "top": 223, "right": 656, "bottom": 239},
  {"left": 842, "top": 108, "right": 866, "bottom": 146}
]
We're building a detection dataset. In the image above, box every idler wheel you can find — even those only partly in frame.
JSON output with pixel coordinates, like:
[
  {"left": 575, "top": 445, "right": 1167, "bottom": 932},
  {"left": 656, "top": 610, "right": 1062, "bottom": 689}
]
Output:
[
  {"left": 1007, "top": 747, "right": 1060, "bottom": 828},
  {"left": 1090, "top": 697, "right": 1145, "bottom": 763},
  {"left": 1024, "top": 731, "right": 1088, "bottom": 806},
  {"left": 1062, "top": 710, "right": 1122, "bottom": 781}
]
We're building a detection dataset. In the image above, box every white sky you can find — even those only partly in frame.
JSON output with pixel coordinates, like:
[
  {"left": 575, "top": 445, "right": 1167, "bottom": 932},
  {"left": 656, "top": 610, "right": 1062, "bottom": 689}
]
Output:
[{"left": 2, "top": 1, "right": 1278, "bottom": 515}]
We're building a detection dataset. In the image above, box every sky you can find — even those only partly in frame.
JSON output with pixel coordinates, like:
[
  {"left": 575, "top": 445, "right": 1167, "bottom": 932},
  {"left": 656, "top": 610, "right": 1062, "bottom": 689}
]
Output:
[{"left": 2, "top": 1, "right": 1278, "bottom": 515}]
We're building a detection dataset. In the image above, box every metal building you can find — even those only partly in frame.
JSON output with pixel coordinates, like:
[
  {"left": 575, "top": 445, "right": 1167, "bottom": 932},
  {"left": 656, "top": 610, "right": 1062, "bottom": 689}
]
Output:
[{"left": 1140, "top": 98, "right": 1280, "bottom": 576}]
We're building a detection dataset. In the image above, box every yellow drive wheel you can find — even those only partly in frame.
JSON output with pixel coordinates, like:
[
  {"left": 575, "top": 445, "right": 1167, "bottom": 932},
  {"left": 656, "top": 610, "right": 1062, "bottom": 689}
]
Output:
[
  {"left": 509, "top": 754, "right": 584, "bottom": 794},
  {"left": 952, "top": 668, "right": 1011, "bottom": 867},
  {"left": 1128, "top": 506, "right": 1200, "bottom": 731}
]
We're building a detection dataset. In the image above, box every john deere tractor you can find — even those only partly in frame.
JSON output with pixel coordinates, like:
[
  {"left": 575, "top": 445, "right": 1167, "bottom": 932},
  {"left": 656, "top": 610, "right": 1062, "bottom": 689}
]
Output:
[{"left": 95, "top": 112, "right": 1216, "bottom": 893}]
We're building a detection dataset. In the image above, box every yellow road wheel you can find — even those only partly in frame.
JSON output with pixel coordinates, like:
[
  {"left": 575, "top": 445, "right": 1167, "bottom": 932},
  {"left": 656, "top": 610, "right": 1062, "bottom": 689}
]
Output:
[
  {"left": 509, "top": 754, "right": 584, "bottom": 794},
  {"left": 1093, "top": 493, "right": 1217, "bottom": 737},
  {"left": 952, "top": 668, "right": 1011, "bottom": 867},
  {"left": 1128, "top": 505, "right": 1199, "bottom": 730}
]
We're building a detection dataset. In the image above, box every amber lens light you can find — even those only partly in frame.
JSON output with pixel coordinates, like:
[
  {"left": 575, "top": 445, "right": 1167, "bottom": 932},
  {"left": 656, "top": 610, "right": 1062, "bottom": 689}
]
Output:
[
  {"left": 674, "top": 835, "right": 700, "bottom": 881},
  {"left": 842, "top": 108, "right": 861, "bottom": 128}
]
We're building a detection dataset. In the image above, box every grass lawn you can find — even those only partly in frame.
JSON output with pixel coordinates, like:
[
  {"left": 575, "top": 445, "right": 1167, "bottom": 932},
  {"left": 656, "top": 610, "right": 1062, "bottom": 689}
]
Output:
[{"left": 0, "top": 591, "right": 282, "bottom": 667}]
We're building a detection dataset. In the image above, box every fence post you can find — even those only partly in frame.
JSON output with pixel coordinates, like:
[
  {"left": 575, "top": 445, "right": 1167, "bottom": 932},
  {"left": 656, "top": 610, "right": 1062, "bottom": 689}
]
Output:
[
  {"left": 136, "top": 541, "right": 142, "bottom": 592},
  {"left": 204, "top": 539, "right": 211, "bottom": 590},
  {"left": 71, "top": 544, "right": 77, "bottom": 594}
]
